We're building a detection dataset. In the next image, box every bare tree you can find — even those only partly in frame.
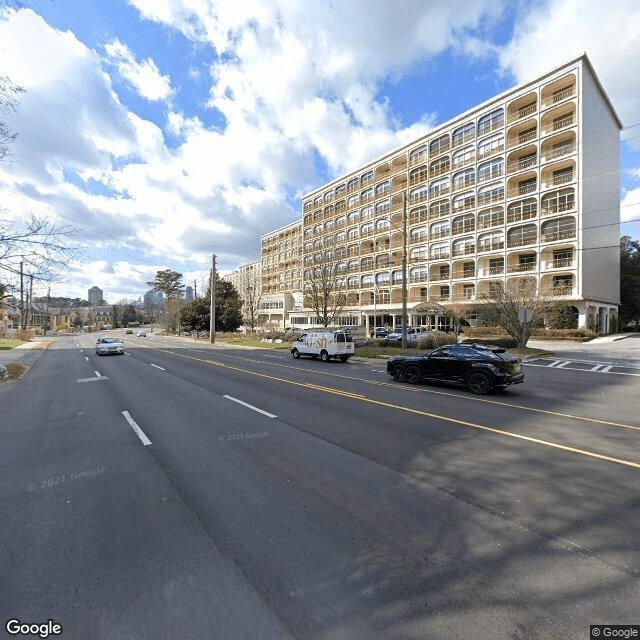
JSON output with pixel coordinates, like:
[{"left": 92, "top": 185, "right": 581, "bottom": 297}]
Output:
[
  {"left": 237, "top": 266, "right": 263, "bottom": 331},
  {"left": 477, "top": 277, "right": 550, "bottom": 347},
  {"left": 146, "top": 269, "right": 184, "bottom": 334},
  {"left": 303, "top": 252, "right": 347, "bottom": 328},
  {"left": 1, "top": 76, "right": 25, "bottom": 162},
  {"left": 0, "top": 214, "right": 80, "bottom": 281}
]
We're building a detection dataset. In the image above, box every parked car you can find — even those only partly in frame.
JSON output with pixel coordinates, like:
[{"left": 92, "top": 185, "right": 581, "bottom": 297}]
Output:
[
  {"left": 387, "top": 327, "right": 431, "bottom": 345},
  {"left": 95, "top": 337, "right": 124, "bottom": 356},
  {"left": 386, "top": 343, "right": 524, "bottom": 394},
  {"left": 372, "top": 327, "right": 389, "bottom": 338},
  {"left": 136, "top": 330, "right": 146, "bottom": 337}
]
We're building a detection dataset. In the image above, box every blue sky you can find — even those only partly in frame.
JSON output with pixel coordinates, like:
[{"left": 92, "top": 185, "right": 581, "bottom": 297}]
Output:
[{"left": 1, "top": 0, "right": 639, "bottom": 302}]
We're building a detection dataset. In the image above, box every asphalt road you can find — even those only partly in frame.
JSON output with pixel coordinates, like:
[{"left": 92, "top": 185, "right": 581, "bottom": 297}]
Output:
[{"left": 1, "top": 333, "right": 639, "bottom": 640}]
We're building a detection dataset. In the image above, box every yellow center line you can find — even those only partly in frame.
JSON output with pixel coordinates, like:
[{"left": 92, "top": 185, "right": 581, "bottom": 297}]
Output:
[
  {"left": 165, "top": 349, "right": 640, "bottom": 470},
  {"left": 172, "top": 349, "right": 640, "bottom": 432}
]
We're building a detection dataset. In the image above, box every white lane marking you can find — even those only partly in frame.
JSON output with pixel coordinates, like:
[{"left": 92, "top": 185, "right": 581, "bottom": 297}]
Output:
[
  {"left": 223, "top": 395, "right": 277, "bottom": 419},
  {"left": 122, "top": 411, "right": 152, "bottom": 446},
  {"left": 94, "top": 371, "right": 101, "bottom": 378},
  {"left": 77, "top": 377, "right": 109, "bottom": 383},
  {"left": 150, "top": 363, "right": 165, "bottom": 370},
  {"left": 556, "top": 361, "right": 571, "bottom": 368},
  {"left": 85, "top": 356, "right": 89, "bottom": 362},
  {"left": 590, "top": 364, "right": 603, "bottom": 372},
  {"left": 600, "top": 365, "right": 613, "bottom": 373},
  {"left": 547, "top": 360, "right": 562, "bottom": 367}
]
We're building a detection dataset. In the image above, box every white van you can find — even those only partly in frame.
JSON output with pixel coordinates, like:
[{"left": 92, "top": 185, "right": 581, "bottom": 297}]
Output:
[{"left": 291, "top": 330, "right": 355, "bottom": 362}]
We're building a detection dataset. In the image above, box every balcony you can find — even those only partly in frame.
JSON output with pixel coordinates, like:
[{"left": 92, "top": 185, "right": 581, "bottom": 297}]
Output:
[
  {"left": 543, "top": 143, "right": 575, "bottom": 162},
  {"left": 543, "top": 114, "right": 574, "bottom": 135},
  {"left": 542, "top": 85, "right": 575, "bottom": 108},
  {"left": 507, "top": 156, "right": 537, "bottom": 174},
  {"left": 451, "top": 246, "right": 475, "bottom": 257},
  {"left": 542, "top": 230, "right": 576, "bottom": 243},
  {"left": 507, "top": 103, "right": 537, "bottom": 123},
  {"left": 507, "top": 263, "right": 536, "bottom": 273}
]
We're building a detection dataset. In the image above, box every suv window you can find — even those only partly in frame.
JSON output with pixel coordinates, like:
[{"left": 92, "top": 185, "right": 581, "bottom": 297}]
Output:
[{"left": 336, "top": 333, "right": 345, "bottom": 342}]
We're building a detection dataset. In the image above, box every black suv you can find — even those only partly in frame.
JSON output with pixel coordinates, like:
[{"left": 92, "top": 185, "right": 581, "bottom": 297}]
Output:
[{"left": 386, "top": 343, "right": 524, "bottom": 394}]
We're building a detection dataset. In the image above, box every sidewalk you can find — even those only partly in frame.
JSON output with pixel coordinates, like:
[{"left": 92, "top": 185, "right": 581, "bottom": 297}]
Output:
[{"left": 0, "top": 338, "right": 54, "bottom": 369}]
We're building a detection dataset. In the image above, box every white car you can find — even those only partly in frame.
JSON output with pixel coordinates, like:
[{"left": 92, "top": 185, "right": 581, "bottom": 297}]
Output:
[
  {"left": 95, "top": 337, "right": 124, "bottom": 356},
  {"left": 136, "top": 330, "right": 146, "bottom": 337}
]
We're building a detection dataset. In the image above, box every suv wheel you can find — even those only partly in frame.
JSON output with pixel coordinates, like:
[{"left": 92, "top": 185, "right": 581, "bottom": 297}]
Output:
[
  {"left": 291, "top": 348, "right": 300, "bottom": 359},
  {"left": 467, "top": 371, "right": 492, "bottom": 395},
  {"left": 404, "top": 365, "right": 421, "bottom": 384},
  {"left": 320, "top": 350, "right": 330, "bottom": 362}
]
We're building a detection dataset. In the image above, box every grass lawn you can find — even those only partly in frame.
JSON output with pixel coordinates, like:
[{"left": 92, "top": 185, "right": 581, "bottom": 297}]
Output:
[
  {"left": 213, "top": 336, "right": 291, "bottom": 349},
  {"left": 0, "top": 339, "right": 23, "bottom": 350}
]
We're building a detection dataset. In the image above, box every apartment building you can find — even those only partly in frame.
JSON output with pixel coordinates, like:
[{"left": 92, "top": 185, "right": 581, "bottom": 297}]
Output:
[
  {"left": 258, "top": 221, "right": 303, "bottom": 327},
  {"left": 252, "top": 54, "right": 620, "bottom": 333}
]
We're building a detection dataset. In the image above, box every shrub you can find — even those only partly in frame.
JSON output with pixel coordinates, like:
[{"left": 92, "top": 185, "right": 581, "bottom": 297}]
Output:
[
  {"left": 530, "top": 328, "right": 597, "bottom": 341},
  {"left": 416, "top": 332, "right": 454, "bottom": 350},
  {"left": 460, "top": 326, "right": 507, "bottom": 337},
  {"left": 460, "top": 336, "right": 519, "bottom": 348}
]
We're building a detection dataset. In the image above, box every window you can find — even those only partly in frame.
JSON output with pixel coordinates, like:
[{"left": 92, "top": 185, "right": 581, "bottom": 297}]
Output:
[
  {"left": 452, "top": 193, "right": 475, "bottom": 212},
  {"left": 477, "top": 133, "right": 504, "bottom": 157},
  {"left": 361, "top": 188, "right": 374, "bottom": 201},
  {"left": 347, "top": 177, "right": 359, "bottom": 191},
  {"left": 478, "top": 183, "right": 505, "bottom": 204},
  {"left": 478, "top": 158, "right": 504, "bottom": 182},
  {"left": 453, "top": 168, "right": 475, "bottom": 190},
  {"left": 478, "top": 231, "right": 504, "bottom": 251},
  {"left": 478, "top": 206, "right": 504, "bottom": 228},
  {"left": 409, "top": 206, "right": 428, "bottom": 223},
  {"left": 430, "top": 221, "right": 450, "bottom": 238},
  {"left": 430, "top": 134, "right": 450, "bottom": 155},
  {"left": 375, "top": 199, "right": 390, "bottom": 214},
  {"left": 335, "top": 184, "right": 346, "bottom": 196},
  {"left": 452, "top": 145, "right": 475, "bottom": 168},
  {"left": 410, "top": 227, "right": 428, "bottom": 243},
  {"left": 508, "top": 224, "right": 537, "bottom": 247},
  {"left": 376, "top": 218, "right": 390, "bottom": 231},
  {"left": 429, "top": 157, "right": 449, "bottom": 177},
  {"left": 489, "top": 258, "right": 504, "bottom": 274},
  {"left": 553, "top": 249, "right": 573, "bottom": 267},
  {"left": 429, "top": 176, "right": 450, "bottom": 197},
  {"left": 430, "top": 242, "right": 450, "bottom": 259},
  {"left": 430, "top": 199, "right": 450, "bottom": 217},
  {"left": 453, "top": 214, "right": 475, "bottom": 234},
  {"left": 478, "top": 108, "right": 504, "bottom": 134},
  {"left": 361, "top": 170, "right": 374, "bottom": 184},
  {"left": 453, "top": 122, "right": 475, "bottom": 146},
  {"left": 409, "top": 146, "right": 428, "bottom": 165},
  {"left": 542, "top": 217, "right": 576, "bottom": 241},
  {"left": 410, "top": 186, "right": 429, "bottom": 203},
  {"left": 376, "top": 180, "right": 390, "bottom": 195}
]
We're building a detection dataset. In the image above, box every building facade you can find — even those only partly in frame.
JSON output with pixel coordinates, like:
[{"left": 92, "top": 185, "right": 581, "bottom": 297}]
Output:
[
  {"left": 88, "top": 286, "right": 104, "bottom": 306},
  {"left": 246, "top": 54, "right": 620, "bottom": 333}
]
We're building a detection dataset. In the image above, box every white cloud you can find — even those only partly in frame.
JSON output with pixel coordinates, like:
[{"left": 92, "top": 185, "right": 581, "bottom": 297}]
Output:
[
  {"left": 104, "top": 39, "right": 175, "bottom": 102},
  {"left": 496, "top": 0, "right": 640, "bottom": 130}
]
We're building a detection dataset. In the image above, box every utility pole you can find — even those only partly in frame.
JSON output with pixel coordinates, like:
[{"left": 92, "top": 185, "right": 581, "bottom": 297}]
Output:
[
  {"left": 210, "top": 254, "right": 216, "bottom": 344},
  {"left": 194, "top": 279, "right": 197, "bottom": 299},
  {"left": 29, "top": 274, "right": 33, "bottom": 329},
  {"left": 20, "top": 261, "right": 24, "bottom": 331}
]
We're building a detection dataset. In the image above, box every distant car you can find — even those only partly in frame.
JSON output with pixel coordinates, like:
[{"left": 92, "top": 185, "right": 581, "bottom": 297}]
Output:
[
  {"left": 125, "top": 329, "right": 134, "bottom": 334},
  {"left": 95, "top": 337, "right": 124, "bottom": 356},
  {"left": 373, "top": 327, "right": 389, "bottom": 338},
  {"left": 387, "top": 327, "right": 431, "bottom": 345},
  {"left": 387, "top": 343, "right": 524, "bottom": 394},
  {"left": 136, "top": 330, "right": 146, "bottom": 337}
]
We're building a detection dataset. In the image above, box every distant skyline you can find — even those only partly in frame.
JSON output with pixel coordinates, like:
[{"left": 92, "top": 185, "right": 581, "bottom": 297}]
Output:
[{"left": 1, "top": 0, "right": 639, "bottom": 301}]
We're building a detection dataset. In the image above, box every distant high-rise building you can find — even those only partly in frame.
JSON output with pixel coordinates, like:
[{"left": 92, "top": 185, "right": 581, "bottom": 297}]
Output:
[
  {"left": 185, "top": 286, "right": 194, "bottom": 301},
  {"left": 88, "top": 286, "right": 104, "bottom": 305},
  {"left": 143, "top": 289, "right": 164, "bottom": 307}
]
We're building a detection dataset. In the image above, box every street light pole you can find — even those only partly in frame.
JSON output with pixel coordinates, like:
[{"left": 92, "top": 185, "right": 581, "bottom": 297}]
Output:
[{"left": 210, "top": 253, "right": 216, "bottom": 344}]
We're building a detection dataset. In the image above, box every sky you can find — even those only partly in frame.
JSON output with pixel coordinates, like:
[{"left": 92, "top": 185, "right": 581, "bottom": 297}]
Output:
[{"left": 1, "top": 0, "right": 639, "bottom": 303}]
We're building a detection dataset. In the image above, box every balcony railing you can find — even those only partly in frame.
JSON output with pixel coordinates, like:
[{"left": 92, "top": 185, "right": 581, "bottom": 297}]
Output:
[
  {"left": 551, "top": 258, "right": 574, "bottom": 268},
  {"left": 544, "top": 114, "right": 574, "bottom": 134},
  {"left": 451, "top": 246, "right": 475, "bottom": 257},
  {"left": 507, "top": 236, "right": 537, "bottom": 248},
  {"left": 542, "top": 85, "right": 575, "bottom": 107},
  {"left": 507, "top": 263, "right": 536, "bottom": 273},
  {"left": 507, "top": 183, "right": 536, "bottom": 198},
  {"left": 507, "top": 156, "right": 537, "bottom": 174},
  {"left": 507, "top": 103, "right": 537, "bottom": 123},
  {"left": 506, "top": 209, "right": 537, "bottom": 224},
  {"left": 543, "top": 143, "right": 575, "bottom": 161},
  {"left": 544, "top": 172, "right": 574, "bottom": 188},
  {"left": 541, "top": 200, "right": 576, "bottom": 216},
  {"left": 542, "top": 230, "right": 576, "bottom": 242}
]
